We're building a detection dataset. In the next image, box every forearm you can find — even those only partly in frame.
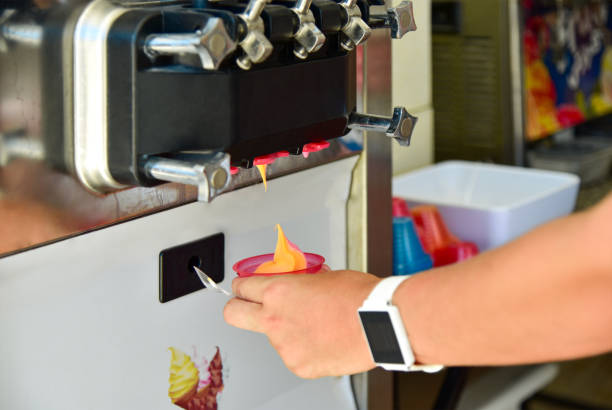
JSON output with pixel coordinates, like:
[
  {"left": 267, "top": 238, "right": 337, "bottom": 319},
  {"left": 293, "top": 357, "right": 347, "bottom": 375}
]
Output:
[{"left": 396, "top": 194, "right": 612, "bottom": 366}]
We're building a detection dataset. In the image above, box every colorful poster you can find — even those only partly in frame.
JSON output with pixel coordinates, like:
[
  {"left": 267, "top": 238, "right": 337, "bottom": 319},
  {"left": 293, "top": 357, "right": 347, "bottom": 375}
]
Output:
[
  {"left": 523, "top": 0, "right": 612, "bottom": 140},
  {"left": 168, "top": 346, "right": 224, "bottom": 410}
]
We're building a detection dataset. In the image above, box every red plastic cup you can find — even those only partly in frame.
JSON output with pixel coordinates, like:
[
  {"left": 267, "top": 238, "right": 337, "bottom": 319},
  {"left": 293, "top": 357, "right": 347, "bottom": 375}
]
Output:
[
  {"left": 233, "top": 253, "right": 326, "bottom": 278},
  {"left": 411, "top": 205, "right": 460, "bottom": 254},
  {"left": 432, "top": 242, "right": 479, "bottom": 267},
  {"left": 392, "top": 197, "right": 413, "bottom": 218}
]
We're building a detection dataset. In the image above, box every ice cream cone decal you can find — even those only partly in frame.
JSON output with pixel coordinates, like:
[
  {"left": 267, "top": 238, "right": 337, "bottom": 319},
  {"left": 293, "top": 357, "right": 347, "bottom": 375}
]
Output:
[{"left": 168, "top": 347, "right": 224, "bottom": 410}]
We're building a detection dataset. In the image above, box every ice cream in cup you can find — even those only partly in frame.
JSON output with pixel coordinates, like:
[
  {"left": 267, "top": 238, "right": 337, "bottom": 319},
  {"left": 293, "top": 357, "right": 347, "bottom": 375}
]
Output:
[{"left": 233, "top": 225, "right": 325, "bottom": 278}]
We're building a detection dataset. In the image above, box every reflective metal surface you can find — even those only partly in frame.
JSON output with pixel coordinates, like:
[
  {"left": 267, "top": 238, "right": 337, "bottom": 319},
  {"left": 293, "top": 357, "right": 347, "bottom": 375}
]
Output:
[
  {"left": 0, "top": 140, "right": 355, "bottom": 257},
  {"left": 73, "top": 0, "right": 129, "bottom": 192},
  {"left": 144, "top": 17, "right": 237, "bottom": 70},
  {"left": 348, "top": 106, "right": 418, "bottom": 146},
  {"left": 290, "top": 0, "right": 326, "bottom": 59},
  {"left": 236, "top": 0, "right": 273, "bottom": 70},
  {"left": 143, "top": 153, "right": 232, "bottom": 203},
  {"left": 0, "top": 1, "right": 359, "bottom": 257}
]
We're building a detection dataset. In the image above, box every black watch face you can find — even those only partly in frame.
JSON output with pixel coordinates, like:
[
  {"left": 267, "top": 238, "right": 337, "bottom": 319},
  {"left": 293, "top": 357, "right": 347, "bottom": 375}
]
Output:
[{"left": 359, "top": 311, "right": 405, "bottom": 365}]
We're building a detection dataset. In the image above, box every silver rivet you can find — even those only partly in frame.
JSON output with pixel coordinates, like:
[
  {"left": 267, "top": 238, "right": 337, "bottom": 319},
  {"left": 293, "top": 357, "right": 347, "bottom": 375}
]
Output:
[
  {"left": 211, "top": 168, "right": 228, "bottom": 189},
  {"left": 208, "top": 33, "right": 226, "bottom": 55}
]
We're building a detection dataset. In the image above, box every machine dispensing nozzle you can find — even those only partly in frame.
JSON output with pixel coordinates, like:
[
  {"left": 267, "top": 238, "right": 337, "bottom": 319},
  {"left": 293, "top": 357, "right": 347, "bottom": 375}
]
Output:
[
  {"left": 143, "top": 152, "right": 232, "bottom": 203},
  {"left": 348, "top": 107, "right": 418, "bottom": 146}
]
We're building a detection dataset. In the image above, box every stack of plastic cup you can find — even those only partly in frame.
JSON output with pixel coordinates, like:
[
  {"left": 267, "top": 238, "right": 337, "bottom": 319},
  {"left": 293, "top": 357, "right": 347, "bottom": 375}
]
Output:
[
  {"left": 432, "top": 242, "right": 479, "bottom": 267},
  {"left": 392, "top": 197, "right": 413, "bottom": 218},
  {"left": 411, "top": 205, "right": 460, "bottom": 254},
  {"left": 392, "top": 198, "right": 433, "bottom": 276},
  {"left": 411, "top": 205, "right": 478, "bottom": 267}
]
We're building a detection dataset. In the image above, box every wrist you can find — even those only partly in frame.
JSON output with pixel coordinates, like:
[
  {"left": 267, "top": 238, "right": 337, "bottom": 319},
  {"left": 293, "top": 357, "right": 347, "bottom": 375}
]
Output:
[
  {"left": 358, "top": 275, "right": 443, "bottom": 373},
  {"left": 391, "top": 273, "right": 435, "bottom": 366}
]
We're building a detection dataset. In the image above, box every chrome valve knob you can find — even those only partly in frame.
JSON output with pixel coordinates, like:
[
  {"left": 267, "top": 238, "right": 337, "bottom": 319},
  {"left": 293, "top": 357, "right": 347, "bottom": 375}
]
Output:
[
  {"left": 143, "top": 152, "right": 231, "bottom": 203},
  {"left": 236, "top": 0, "right": 274, "bottom": 70},
  {"left": 348, "top": 107, "right": 417, "bottom": 146},
  {"left": 338, "top": 0, "right": 371, "bottom": 51},
  {"left": 291, "top": 0, "right": 326, "bottom": 59},
  {"left": 144, "top": 17, "right": 236, "bottom": 70},
  {"left": 370, "top": 0, "right": 417, "bottom": 39}
]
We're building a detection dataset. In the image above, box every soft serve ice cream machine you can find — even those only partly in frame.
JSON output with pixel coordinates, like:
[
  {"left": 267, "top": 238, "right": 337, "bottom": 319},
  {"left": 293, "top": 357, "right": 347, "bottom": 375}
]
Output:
[{"left": 0, "top": 0, "right": 416, "bottom": 408}]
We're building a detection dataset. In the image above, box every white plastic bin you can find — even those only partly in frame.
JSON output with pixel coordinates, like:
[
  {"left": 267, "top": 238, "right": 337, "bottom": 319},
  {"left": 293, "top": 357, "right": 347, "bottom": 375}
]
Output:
[{"left": 392, "top": 161, "right": 580, "bottom": 251}]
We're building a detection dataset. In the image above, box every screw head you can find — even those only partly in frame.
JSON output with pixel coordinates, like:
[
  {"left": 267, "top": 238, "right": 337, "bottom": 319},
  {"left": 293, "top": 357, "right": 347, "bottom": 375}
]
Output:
[
  {"left": 211, "top": 168, "right": 229, "bottom": 189},
  {"left": 207, "top": 33, "right": 227, "bottom": 55}
]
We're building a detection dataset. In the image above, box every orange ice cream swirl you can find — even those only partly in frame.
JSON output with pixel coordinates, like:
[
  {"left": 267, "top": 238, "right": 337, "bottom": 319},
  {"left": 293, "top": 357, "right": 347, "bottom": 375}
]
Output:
[{"left": 255, "top": 224, "right": 307, "bottom": 274}]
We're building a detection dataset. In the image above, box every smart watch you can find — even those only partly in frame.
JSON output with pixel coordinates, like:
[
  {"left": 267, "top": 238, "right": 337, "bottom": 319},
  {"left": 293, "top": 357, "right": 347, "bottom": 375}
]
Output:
[{"left": 358, "top": 276, "right": 444, "bottom": 373}]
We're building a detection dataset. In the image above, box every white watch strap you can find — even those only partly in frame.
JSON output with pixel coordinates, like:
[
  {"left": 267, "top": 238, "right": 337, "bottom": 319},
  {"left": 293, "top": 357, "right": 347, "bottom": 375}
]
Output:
[
  {"left": 362, "top": 275, "right": 444, "bottom": 373},
  {"left": 362, "top": 275, "right": 411, "bottom": 309}
]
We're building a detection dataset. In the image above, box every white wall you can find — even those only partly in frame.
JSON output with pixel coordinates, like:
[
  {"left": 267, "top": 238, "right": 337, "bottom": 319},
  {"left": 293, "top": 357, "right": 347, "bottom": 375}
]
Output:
[
  {"left": 391, "top": 0, "right": 434, "bottom": 175},
  {"left": 0, "top": 159, "right": 358, "bottom": 410}
]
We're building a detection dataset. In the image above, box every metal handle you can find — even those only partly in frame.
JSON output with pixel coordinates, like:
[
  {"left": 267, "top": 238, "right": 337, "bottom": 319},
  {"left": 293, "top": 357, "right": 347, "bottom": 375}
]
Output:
[
  {"left": 338, "top": 0, "right": 371, "bottom": 51},
  {"left": 236, "top": 0, "right": 273, "bottom": 70},
  {"left": 348, "top": 107, "right": 417, "bottom": 146},
  {"left": 291, "top": 0, "right": 326, "bottom": 59},
  {"left": 143, "top": 152, "right": 231, "bottom": 203},
  {"left": 370, "top": 0, "right": 417, "bottom": 39},
  {"left": 243, "top": 0, "right": 268, "bottom": 23},
  {"left": 144, "top": 17, "right": 236, "bottom": 70}
]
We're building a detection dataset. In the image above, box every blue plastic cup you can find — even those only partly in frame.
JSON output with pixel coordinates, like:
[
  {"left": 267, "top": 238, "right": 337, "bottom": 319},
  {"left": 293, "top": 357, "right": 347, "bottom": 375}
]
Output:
[{"left": 393, "top": 217, "right": 433, "bottom": 275}]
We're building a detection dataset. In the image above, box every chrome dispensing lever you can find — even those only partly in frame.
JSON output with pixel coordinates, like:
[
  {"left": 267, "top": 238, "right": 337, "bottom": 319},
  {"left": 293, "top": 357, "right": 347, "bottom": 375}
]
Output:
[
  {"left": 338, "top": 0, "right": 372, "bottom": 51},
  {"left": 144, "top": 17, "right": 236, "bottom": 70},
  {"left": 369, "top": 0, "right": 417, "bottom": 39},
  {"left": 291, "top": 0, "right": 326, "bottom": 59},
  {"left": 236, "top": 0, "right": 274, "bottom": 70},
  {"left": 143, "top": 152, "right": 231, "bottom": 203},
  {"left": 348, "top": 107, "right": 417, "bottom": 146}
]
